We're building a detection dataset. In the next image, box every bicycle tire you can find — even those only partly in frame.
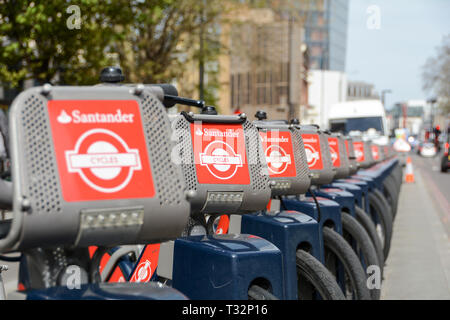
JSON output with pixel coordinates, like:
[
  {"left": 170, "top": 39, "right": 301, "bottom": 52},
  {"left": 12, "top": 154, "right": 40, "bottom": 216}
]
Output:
[
  {"left": 341, "top": 213, "right": 381, "bottom": 300},
  {"left": 383, "top": 175, "right": 399, "bottom": 218},
  {"left": 368, "top": 191, "right": 393, "bottom": 259},
  {"left": 322, "top": 227, "right": 371, "bottom": 300},
  {"left": 248, "top": 285, "right": 279, "bottom": 300},
  {"left": 296, "top": 249, "right": 345, "bottom": 300},
  {"left": 355, "top": 206, "right": 385, "bottom": 266}
]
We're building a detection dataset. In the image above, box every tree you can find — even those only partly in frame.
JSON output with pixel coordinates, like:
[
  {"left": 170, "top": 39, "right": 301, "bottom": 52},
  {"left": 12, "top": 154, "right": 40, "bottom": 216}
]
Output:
[
  {"left": 0, "top": 0, "right": 239, "bottom": 107},
  {"left": 0, "top": 0, "right": 132, "bottom": 89},
  {"left": 422, "top": 34, "right": 450, "bottom": 114},
  {"left": 115, "top": 0, "right": 224, "bottom": 105}
]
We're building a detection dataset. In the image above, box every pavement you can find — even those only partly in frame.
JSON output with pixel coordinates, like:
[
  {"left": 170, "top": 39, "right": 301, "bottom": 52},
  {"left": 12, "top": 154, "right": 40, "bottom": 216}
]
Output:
[{"left": 381, "top": 154, "right": 450, "bottom": 300}]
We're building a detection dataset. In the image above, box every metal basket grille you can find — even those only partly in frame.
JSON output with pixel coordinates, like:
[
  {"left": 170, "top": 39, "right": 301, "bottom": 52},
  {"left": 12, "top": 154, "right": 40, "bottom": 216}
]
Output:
[
  {"left": 21, "top": 94, "right": 62, "bottom": 214},
  {"left": 141, "top": 93, "right": 185, "bottom": 206}
]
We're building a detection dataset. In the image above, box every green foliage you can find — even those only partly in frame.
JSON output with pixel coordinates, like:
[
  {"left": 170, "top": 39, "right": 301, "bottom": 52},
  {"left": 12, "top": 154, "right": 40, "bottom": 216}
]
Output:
[
  {"left": 0, "top": 0, "right": 133, "bottom": 87},
  {"left": 0, "top": 0, "right": 240, "bottom": 106}
]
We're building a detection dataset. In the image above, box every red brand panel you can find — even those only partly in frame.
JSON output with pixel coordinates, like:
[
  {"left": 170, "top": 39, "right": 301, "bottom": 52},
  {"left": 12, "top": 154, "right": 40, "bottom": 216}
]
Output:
[
  {"left": 371, "top": 145, "right": 380, "bottom": 160},
  {"left": 191, "top": 123, "right": 250, "bottom": 185},
  {"left": 302, "top": 134, "right": 323, "bottom": 170},
  {"left": 48, "top": 100, "right": 155, "bottom": 202},
  {"left": 130, "top": 244, "right": 160, "bottom": 283},
  {"left": 353, "top": 141, "right": 365, "bottom": 163},
  {"left": 259, "top": 131, "right": 297, "bottom": 178},
  {"left": 328, "top": 137, "right": 341, "bottom": 168}
]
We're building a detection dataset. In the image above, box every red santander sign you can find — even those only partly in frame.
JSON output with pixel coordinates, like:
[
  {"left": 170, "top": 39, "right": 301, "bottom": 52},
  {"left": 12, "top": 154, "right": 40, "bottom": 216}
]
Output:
[
  {"left": 191, "top": 123, "right": 250, "bottom": 185},
  {"left": 302, "top": 134, "right": 323, "bottom": 170},
  {"left": 371, "top": 145, "right": 380, "bottom": 161},
  {"left": 259, "top": 131, "right": 297, "bottom": 178},
  {"left": 328, "top": 137, "right": 341, "bottom": 168},
  {"left": 353, "top": 141, "right": 365, "bottom": 163}
]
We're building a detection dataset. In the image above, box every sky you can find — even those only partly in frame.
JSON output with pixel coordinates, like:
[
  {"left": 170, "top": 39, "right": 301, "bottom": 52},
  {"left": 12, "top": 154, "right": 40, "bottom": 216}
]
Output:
[{"left": 345, "top": 0, "right": 450, "bottom": 109}]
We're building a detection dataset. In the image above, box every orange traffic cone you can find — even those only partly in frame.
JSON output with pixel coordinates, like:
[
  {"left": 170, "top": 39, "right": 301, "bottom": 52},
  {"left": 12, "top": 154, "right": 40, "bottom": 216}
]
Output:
[{"left": 405, "top": 157, "right": 415, "bottom": 183}]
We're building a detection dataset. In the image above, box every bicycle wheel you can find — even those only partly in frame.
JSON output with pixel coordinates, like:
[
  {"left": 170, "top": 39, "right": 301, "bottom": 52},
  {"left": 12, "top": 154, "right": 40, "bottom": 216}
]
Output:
[
  {"left": 296, "top": 249, "right": 345, "bottom": 300},
  {"left": 383, "top": 175, "right": 399, "bottom": 218},
  {"left": 341, "top": 213, "right": 381, "bottom": 300},
  {"left": 355, "top": 206, "right": 385, "bottom": 266},
  {"left": 248, "top": 285, "right": 279, "bottom": 300},
  {"left": 322, "top": 227, "right": 371, "bottom": 300},
  {"left": 392, "top": 165, "right": 403, "bottom": 191},
  {"left": 368, "top": 191, "right": 393, "bottom": 260}
]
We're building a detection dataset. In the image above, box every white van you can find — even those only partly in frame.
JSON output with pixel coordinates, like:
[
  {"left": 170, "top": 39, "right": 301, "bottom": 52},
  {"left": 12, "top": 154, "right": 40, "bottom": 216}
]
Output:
[{"left": 327, "top": 100, "right": 389, "bottom": 144}]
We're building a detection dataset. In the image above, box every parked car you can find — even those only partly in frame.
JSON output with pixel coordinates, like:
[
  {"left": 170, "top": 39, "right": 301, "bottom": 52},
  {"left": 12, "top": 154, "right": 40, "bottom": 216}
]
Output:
[{"left": 418, "top": 142, "right": 437, "bottom": 158}]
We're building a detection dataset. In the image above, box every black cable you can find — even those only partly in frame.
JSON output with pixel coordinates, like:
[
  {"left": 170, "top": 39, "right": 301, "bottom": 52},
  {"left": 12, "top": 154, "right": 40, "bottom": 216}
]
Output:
[
  {"left": 308, "top": 188, "right": 322, "bottom": 223},
  {"left": 89, "top": 247, "right": 110, "bottom": 283},
  {"left": 0, "top": 170, "right": 11, "bottom": 180},
  {"left": 0, "top": 254, "right": 21, "bottom": 262},
  {"left": 278, "top": 196, "right": 287, "bottom": 211}
]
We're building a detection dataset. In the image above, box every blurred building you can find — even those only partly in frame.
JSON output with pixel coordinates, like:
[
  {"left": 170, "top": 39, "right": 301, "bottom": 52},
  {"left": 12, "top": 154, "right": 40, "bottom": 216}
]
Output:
[
  {"left": 387, "top": 100, "right": 426, "bottom": 136},
  {"left": 301, "top": 0, "right": 349, "bottom": 72},
  {"left": 299, "top": 0, "right": 350, "bottom": 127},
  {"left": 218, "top": 8, "right": 308, "bottom": 120},
  {"left": 346, "top": 81, "right": 379, "bottom": 101},
  {"left": 304, "top": 70, "right": 347, "bottom": 127}
]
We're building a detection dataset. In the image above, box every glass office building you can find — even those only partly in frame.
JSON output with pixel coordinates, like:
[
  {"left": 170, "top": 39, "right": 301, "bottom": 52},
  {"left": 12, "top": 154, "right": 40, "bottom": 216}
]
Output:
[{"left": 302, "top": 0, "right": 349, "bottom": 72}]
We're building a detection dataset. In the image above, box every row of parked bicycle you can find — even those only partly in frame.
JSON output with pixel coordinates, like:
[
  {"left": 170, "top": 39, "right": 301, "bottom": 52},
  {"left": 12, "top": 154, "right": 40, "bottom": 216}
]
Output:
[{"left": 0, "top": 68, "right": 401, "bottom": 300}]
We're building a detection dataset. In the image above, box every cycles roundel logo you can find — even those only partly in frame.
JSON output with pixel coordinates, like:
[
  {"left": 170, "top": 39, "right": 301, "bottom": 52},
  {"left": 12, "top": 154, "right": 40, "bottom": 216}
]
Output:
[
  {"left": 200, "top": 140, "right": 243, "bottom": 180},
  {"left": 266, "top": 145, "right": 290, "bottom": 175},
  {"left": 191, "top": 124, "right": 250, "bottom": 185},
  {"left": 328, "top": 137, "right": 341, "bottom": 168},
  {"left": 259, "top": 131, "right": 296, "bottom": 177},
  {"left": 48, "top": 100, "right": 155, "bottom": 202},
  {"left": 131, "top": 260, "right": 152, "bottom": 283},
  {"left": 66, "top": 129, "right": 142, "bottom": 193},
  {"left": 371, "top": 145, "right": 380, "bottom": 160},
  {"left": 302, "top": 134, "right": 323, "bottom": 170},
  {"left": 304, "top": 144, "right": 319, "bottom": 166},
  {"left": 353, "top": 142, "right": 365, "bottom": 162},
  {"left": 330, "top": 148, "right": 338, "bottom": 164}
]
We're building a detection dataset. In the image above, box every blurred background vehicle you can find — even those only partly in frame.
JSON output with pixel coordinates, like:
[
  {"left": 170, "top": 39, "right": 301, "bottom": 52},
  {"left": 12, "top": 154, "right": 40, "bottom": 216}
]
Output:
[
  {"left": 440, "top": 128, "right": 450, "bottom": 172},
  {"left": 418, "top": 141, "right": 437, "bottom": 158},
  {"left": 328, "top": 100, "right": 389, "bottom": 146}
]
